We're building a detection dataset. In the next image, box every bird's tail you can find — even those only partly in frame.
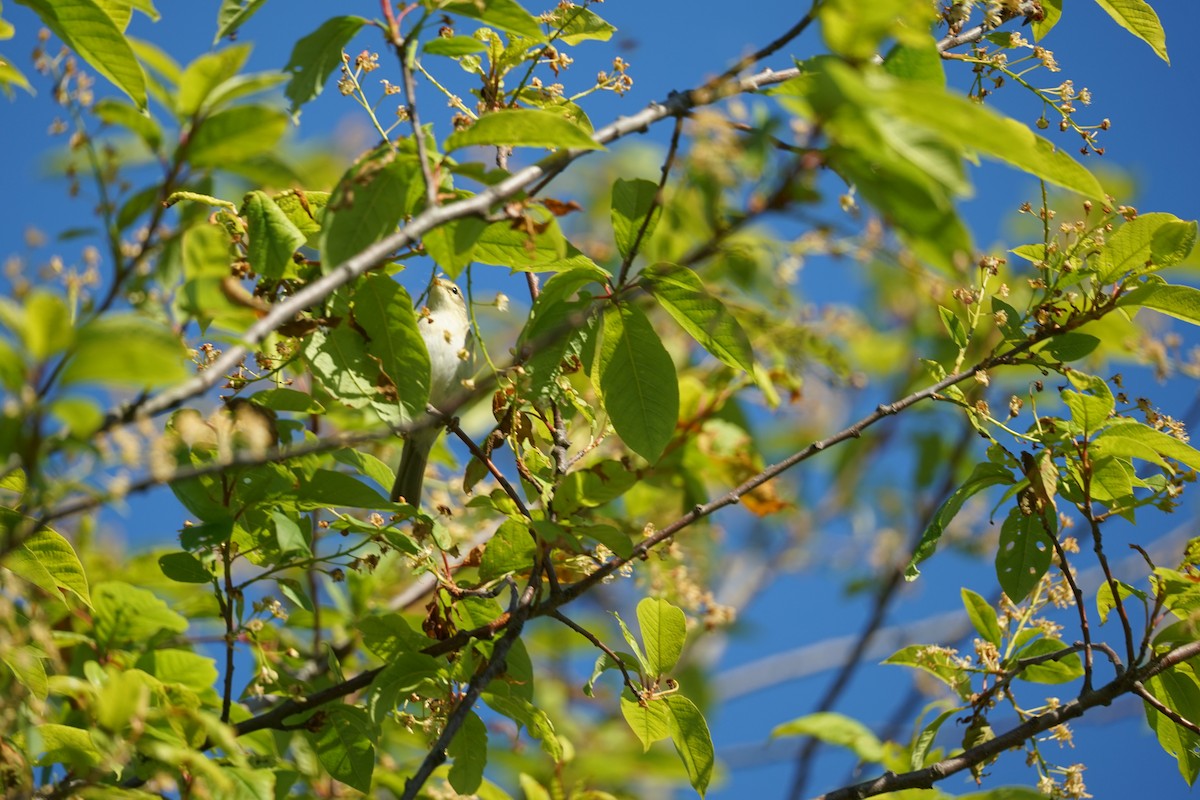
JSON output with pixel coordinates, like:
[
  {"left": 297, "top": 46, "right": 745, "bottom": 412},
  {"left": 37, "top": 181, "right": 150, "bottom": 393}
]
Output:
[{"left": 391, "top": 428, "right": 438, "bottom": 504}]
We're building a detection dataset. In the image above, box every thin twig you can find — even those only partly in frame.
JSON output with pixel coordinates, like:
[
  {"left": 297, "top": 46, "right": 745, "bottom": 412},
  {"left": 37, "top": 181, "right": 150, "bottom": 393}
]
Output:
[
  {"left": 391, "top": 7, "right": 440, "bottom": 210},
  {"left": 707, "top": 6, "right": 817, "bottom": 86},
  {"left": 786, "top": 422, "right": 974, "bottom": 800},
  {"left": 399, "top": 571, "right": 541, "bottom": 800},
  {"left": 445, "top": 414, "right": 530, "bottom": 518},
  {"left": 1048, "top": 533, "right": 1095, "bottom": 691},
  {"left": 220, "top": 541, "right": 236, "bottom": 724},
  {"left": 616, "top": 114, "right": 684, "bottom": 287},
  {"left": 550, "top": 609, "right": 642, "bottom": 697},
  {"left": 1133, "top": 680, "right": 1200, "bottom": 735}
]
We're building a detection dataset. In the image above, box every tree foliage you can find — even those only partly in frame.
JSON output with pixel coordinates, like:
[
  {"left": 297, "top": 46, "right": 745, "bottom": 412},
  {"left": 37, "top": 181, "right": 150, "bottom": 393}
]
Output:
[{"left": 0, "top": 0, "right": 1198, "bottom": 798}]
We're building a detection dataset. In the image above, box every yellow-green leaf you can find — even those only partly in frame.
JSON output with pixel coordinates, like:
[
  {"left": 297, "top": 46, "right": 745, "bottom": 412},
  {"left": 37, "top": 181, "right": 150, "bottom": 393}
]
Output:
[
  {"left": 14, "top": 0, "right": 146, "bottom": 107},
  {"left": 1092, "top": 0, "right": 1168, "bottom": 63},
  {"left": 445, "top": 108, "right": 602, "bottom": 152}
]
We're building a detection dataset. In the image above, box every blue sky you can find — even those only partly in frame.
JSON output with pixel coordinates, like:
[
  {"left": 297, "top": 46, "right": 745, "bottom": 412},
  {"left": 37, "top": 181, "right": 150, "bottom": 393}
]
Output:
[{"left": 3, "top": 2, "right": 1200, "bottom": 798}]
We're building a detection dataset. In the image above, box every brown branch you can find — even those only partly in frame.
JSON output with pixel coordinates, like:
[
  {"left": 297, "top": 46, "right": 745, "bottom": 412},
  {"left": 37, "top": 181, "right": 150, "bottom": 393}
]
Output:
[
  {"left": 817, "top": 640, "right": 1200, "bottom": 800},
  {"left": 1134, "top": 680, "right": 1200, "bottom": 735},
  {"left": 399, "top": 569, "right": 542, "bottom": 800},
  {"left": 219, "top": 539, "right": 237, "bottom": 724},
  {"left": 786, "top": 422, "right": 974, "bottom": 800},
  {"left": 390, "top": 6, "right": 440, "bottom": 211},
  {"left": 445, "top": 414, "right": 530, "bottom": 518},
  {"left": 708, "top": 7, "right": 816, "bottom": 86},
  {"left": 550, "top": 609, "right": 642, "bottom": 698},
  {"left": 1081, "top": 458, "right": 1138, "bottom": 667},
  {"left": 1049, "top": 533, "right": 1095, "bottom": 691}
]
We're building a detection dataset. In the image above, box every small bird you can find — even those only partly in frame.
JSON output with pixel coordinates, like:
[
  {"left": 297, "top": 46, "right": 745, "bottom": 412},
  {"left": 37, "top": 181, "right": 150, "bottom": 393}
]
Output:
[{"left": 390, "top": 277, "right": 473, "bottom": 505}]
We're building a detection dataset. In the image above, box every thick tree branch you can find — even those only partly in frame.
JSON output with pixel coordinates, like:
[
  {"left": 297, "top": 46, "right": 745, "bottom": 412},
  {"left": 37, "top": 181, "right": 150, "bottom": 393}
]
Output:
[{"left": 96, "top": 65, "right": 802, "bottom": 435}]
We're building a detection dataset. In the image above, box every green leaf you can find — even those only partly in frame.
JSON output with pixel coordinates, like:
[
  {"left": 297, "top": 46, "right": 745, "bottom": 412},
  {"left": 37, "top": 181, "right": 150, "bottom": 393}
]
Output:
[
  {"left": 24, "top": 290, "right": 74, "bottom": 360},
  {"left": 332, "top": 447, "right": 396, "bottom": 494},
  {"left": 1041, "top": 332, "right": 1100, "bottom": 362},
  {"left": 2, "top": 528, "right": 92, "bottom": 607},
  {"left": 14, "top": 0, "right": 147, "bottom": 107},
  {"left": 962, "top": 588, "right": 1003, "bottom": 645},
  {"left": 177, "top": 43, "right": 251, "bottom": 117},
  {"left": 297, "top": 469, "right": 393, "bottom": 509},
  {"left": 445, "top": 109, "right": 602, "bottom": 152},
  {"left": 423, "top": 36, "right": 487, "bottom": 56},
  {"left": 3, "top": 645, "right": 48, "bottom": 700},
  {"left": 423, "top": 216, "right": 487, "bottom": 279},
  {"left": 320, "top": 149, "right": 421, "bottom": 271},
  {"left": 882, "top": 41, "right": 945, "bottom": 86},
  {"left": 306, "top": 704, "right": 376, "bottom": 794},
  {"left": 1033, "top": 0, "right": 1063, "bottom": 39},
  {"left": 1097, "top": 579, "right": 1145, "bottom": 624},
  {"left": 1013, "top": 637, "right": 1083, "bottom": 684},
  {"left": 242, "top": 190, "right": 307, "bottom": 280},
  {"left": 482, "top": 692, "right": 562, "bottom": 761},
  {"left": 1097, "top": 213, "right": 1195, "bottom": 280},
  {"left": 1097, "top": 421, "right": 1200, "bottom": 472},
  {"left": 1092, "top": 0, "right": 1168, "bottom": 62},
  {"left": 1119, "top": 282, "right": 1200, "bottom": 326},
  {"left": 478, "top": 519, "right": 537, "bottom": 581},
  {"left": 817, "top": 0, "right": 935, "bottom": 60},
  {"left": 1144, "top": 663, "right": 1200, "bottom": 783},
  {"left": 305, "top": 325, "right": 390, "bottom": 419},
  {"left": 93, "top": 97, "right": 162, "bottom": 150},
  {"left": 93, "top": 580, "right": 187, "bottom": 646},
  {"left": 938, "top": 305, "right": 967, "bottom": 349},
  {"left": 447, "top": 710, "right": 488, "bottom": 795},
  {"left": 359, "top": 613, "right": 436, "bottom": 661},
  {"left": 518, "top": 267, "right": 604, "bottom": 399},
  {"left": 995, "top": 507, "right": 1053, "bottom": 602},
  {"left": 598, "top": 303, "right": 679, "bottom": 463},
  {"left": 59, "top": 313, "right": 187, "bottom": 387},
  {"left": 135, "top": 648, "right": 218, "bottom": 695},
  {"left": 770, "top": 711, "right": 885, "bottom": 763},
  {"left": 214, "top": 0, "right": 270, "bottom": 44},
  {"left": 29, "top": 724, "right": 102, "bottom": 770},
  {"left": 911, "top": 706, "right": 958, "bottom": 769},
  {"left": 472, "top": 216, "right": 598, "bottom": 273},
  {"left": 620, "top": 693, "right": 669, "bottom": 751},
  {"left": 284, "top": 16, "right": 367, "bottom": 118},
  {"left": 906, "top": 462, "right": 1013, "bottom": 579},
  {"left": 611, "top": 178, "right": 661, "bottom": 261},
  {"left": 637, "top": 597, "right": 687, "bottom": 676},
  {"left": 642, "top": 263, "right": 754, "bottom": 372},
  {"left": 368, "top": 651, "right": 443, "bottom": 722},
  {"left": 93, "top": 0, "right": 159, "bottom": 30},
  {"left": 881, "top": 78, "right": 1104, "bottom": 200},
  {"left": 1061, "top": 371, "right": 1114, "bottom": 435},
  {"left": 188, "top": 104, "right": 288, "bottom": 168},
  {"left": 443, "top": 0, "right": 546, "bottom": 41},
  {"left": 553, "top": 460, "right": 637, "bottom": 515},
  {"left": 664, "top": 695, "right": 714, "bottom": 797},
  {"left": 157, "top": 551, "right": 212, "bottom": 583},
  {"left": 547, "top": 6, "right": 615, "bottom": 45},
  {"left": 351, "top": 275, "right": 429, "bottom": 425},
  {"left": 272, "top": 510, "right": 311, "bottom": 557},
  {"left": 884, "top": 644, "right": 972, "bottom": 699},
  {"left": 277, "top": 577, "right": 314, "bottom": 612}
]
